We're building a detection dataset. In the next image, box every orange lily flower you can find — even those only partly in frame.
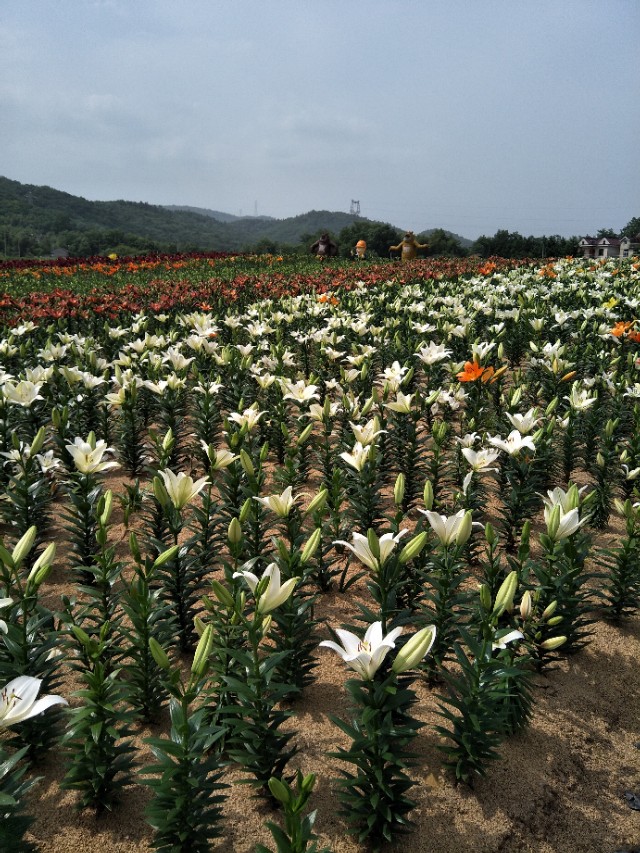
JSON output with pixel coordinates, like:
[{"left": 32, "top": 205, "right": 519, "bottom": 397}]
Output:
[
  {"left": 317, "top": 293, "right": 339, "bottom": 306},
  {"left": 611, "top": 321, "right": 633, "bottom": 337},
  {"left": 480, "top": 366, "right": 495, "bottom": 383},
  {"left": 457, "top": 361, "right": 485, "bottom": 382}
]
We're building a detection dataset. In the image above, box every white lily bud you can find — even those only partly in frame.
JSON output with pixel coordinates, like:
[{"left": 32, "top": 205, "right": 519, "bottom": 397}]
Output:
[
  {"left": 398, "top": 532, "right": 427, "bottom": 565},
  {"left": 519, "top": 590, "right": 532, "bottom": 620},
  {"left": 228, "top": 517, "right": 243, "bottom": 545},
  {"left": 423, "top": 480, "right": 434, "bottom": 511},
  {"left": 392, "top": 625, "right": 436, "bottom": 674},
  {"left": 149, "top": 638, "right": 171, "bottom": 670},
  {"left": 455, "top": 510, "right": 473, "bottom": 546},
  {"left": 191, "top": 623, "right": 214, "bottom": 678},
  {"left": 12, "top": 527, "right": 37, "bottom": 567},
  {"left": 540, "top": 635, "right": 567, "bottom": 651},
  {"left": 394, "top": 473, "right": 405, "bottom": 507},
  {"left": 492, "top": 571, "right": 518, "bottom": 617},
  {"left": 300, "top": 527, "right": 322, "bottom": 565}
]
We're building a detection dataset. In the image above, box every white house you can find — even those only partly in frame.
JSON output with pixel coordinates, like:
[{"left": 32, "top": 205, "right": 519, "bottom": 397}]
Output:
[{"left": 578, "top": 234, "right": 639, "bottom": 259}]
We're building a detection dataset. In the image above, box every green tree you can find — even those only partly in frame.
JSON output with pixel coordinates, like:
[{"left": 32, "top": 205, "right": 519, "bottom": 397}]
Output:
[
  {"left": 244, "top": 237, "right": 281, "bottom": 255},
  {"left": 337, "top": 222, "right": 402, "bottom": 258},
  {"left": 427, "top": 228, "right": 467, "bottom": 257},
  {"left": 622, "top": 217, "right": 640, "bottom": 238},
  {"left": 471, "top": 230, "right": 580, "bottom": 259}
]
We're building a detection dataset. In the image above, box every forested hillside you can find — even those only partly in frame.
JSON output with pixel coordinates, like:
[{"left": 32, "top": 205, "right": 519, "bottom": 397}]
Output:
[
  {"left": 0, "top": 177, "right": 382, "bottom": 258},
  {"left": 1, "top": 175, "right": 611, "bottom": 260}
]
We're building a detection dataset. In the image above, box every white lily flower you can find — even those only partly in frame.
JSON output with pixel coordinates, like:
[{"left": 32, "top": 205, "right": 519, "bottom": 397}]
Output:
[
  {"left": 505, "top": 408, "right": 541, "bottom": 434},
  {"left": 420, "top": 509, "right": 472, "bottom": 546},
  {"left": 456, "top": 431, "right": 479, "bottom": 448},
  {"left": 80, "top": 372, "right": 106, "bottom": 391},
  {"left": 105, "top": 386, "right": 129, "bottom": 407},
  {"left": 415, "top": 341, "right": 452, "bottom": 365},
  {"left": 1, "top": 444, "right": 29, "bottom": 465},
  {"left": 158, "top": 469, "right": 210, "bottom": 510},
  {"left": 60, "top": 365, "right": 83, "bottom": 385},
  {"left": 340, "top": 441, "right": 372, "bottom": 472},
  {"left": 2, "top": 380, "right": 44, "bottom": 408},
  {"left": 25, "top": 365, "right": 54, "bottom": 384},
  {"left": 384, "top": 391, "right": 414, "bottom": 414},
  {"left": 323, "top": 346, "right": 346, "bottom": 361},
  {"left": 200, "top": 443, "right": 237, "bottom": 471},
  {"left": 543, "top": 484, "right": 583, "bottom": 513},
  {"left": 38, "top": 343, "right": 68, "bottom": 362},
  {"left": 233, "top": 562, "right": 297, "bottom": 614},
  {"left": 487, "top": 430, "right": 536, "bottom": 456},
  {"left": 281, "top": 379, "right": 320, "bottom": 404},
  {"left": 334, "top": 529, "right": 408, "bottom": 573},
  {"left": 0, "top": 676, "right": 67, "bottom": 727},
  {"left": 254, "top": 486, "right": 300, "bottom": 518},
  {"left": 540, "top": 340, "right": 565, "bottom": 358},
  {"left": 12, "top": 321, "right": 37, "bottom": 336},
  {"left": 377, "top": 361, "right": 407, "bottom": 392},
  {"left": 342, "top": 368, "right": 360, "bottom": 384},
  {"left": 194, "top": 380, "right": 223, "bottom": 396},
  {"left": 471, "top": 340, "right": 496, "bottom": 360},
  {"left": 253, "top": 372, "right": 278, "bottom": 390},
  {"left": 165, "top": 373, "right": 188, "bottom": 391},
  {"left": 350, "top": 418, "right": 385, "bottom": 446},
  {"left": 319, "top": 621, "right": 404, "bottom": 680},
  {"left": 144, "top": 379, "right": 168, "bottom": 395},
  {"left": 461, "top": 447, "right": 500, "bottom": 472},
  {"left": 66, "top": 437, "right": 120, "bottom": 475},
  {"left": 163, "top": 347, "right": 194, "bottom": 371},
  {"left": 623, "top": 464, "right": 640, "bottom": 481},
  {"left": 228, "top": 405, "right": 265, "bottom": 432},
  {"left": 308, "top": 401, "right": 340, "bottom": 422},
  {"left": 492, "top": 629, "right": 524, "bottom": 651},
  {"left": 543, "top": 504, "right": 586, "bottom": 541},
  {"left": 565, "top": 382, "right": 597, "bottom": 412}
]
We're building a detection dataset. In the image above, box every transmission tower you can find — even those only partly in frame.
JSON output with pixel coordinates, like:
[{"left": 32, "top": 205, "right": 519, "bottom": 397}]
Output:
[{"left": 350, "top": 199, "right": 360, "bottom": 215}]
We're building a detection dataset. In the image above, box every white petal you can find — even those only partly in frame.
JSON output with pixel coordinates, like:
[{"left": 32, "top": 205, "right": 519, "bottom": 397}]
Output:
[
  {"left": 364, "top": 621, "right": 383, "bottom": 649},
  {"left": 384, "top": 626, "right": 404, "bottom": 646},
  {"left": 27, "top": 695, "right": 68, "bottom": 717},
  {"left": 334, "top": 628, "right": 362, "bottom": 656},
  {"left": 233, "top": 571, "right": 259, "bottom": 592},
  {"left": 318, "top": 640, "right": 349, "bottom": 661}
]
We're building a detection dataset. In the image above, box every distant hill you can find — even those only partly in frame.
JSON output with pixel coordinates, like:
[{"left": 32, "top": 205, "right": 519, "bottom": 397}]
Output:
[
  {"left": 163, "top": 204, "right": 369, "bottom": 243},
  {"left": 0, "top": 175, "right": 472, "bottom": 257},
  {"left": 163, "top": 204, "right": 275, "bottom": 224}
]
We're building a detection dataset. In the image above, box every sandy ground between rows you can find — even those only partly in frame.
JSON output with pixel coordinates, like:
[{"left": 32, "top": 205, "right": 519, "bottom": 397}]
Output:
[{"left": 18, "top": 470, "right": 640, "bottom": 853}]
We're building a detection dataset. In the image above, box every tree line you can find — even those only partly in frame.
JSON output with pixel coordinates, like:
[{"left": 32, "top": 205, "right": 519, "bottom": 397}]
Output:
[
  {"left": 0, "top": 176, "right": 637, "bottom": 261},
  {"left": 3, "top": 220, "right": 639, "bottom": 263}
]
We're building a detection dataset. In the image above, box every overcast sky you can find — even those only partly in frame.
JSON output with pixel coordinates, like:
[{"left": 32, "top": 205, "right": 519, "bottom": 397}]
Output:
[{"left": 1, "top": 0, "right": 638, "bottom": 240}]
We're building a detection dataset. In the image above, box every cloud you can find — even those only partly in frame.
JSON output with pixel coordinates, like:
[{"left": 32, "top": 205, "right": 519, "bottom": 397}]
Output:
[{"left": 1, "top": 0, "right": 638, "bottom": 237}]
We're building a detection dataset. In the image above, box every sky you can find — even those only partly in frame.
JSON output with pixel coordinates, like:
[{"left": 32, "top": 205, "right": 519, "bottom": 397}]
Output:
[{"left": 1, "top": 0, "right": 639, "bottom": 241}]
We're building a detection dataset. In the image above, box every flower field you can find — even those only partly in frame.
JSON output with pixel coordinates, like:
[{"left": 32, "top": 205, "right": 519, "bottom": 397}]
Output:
[{"left": 0, "top": 252, "right": 639, "bottom": 852}]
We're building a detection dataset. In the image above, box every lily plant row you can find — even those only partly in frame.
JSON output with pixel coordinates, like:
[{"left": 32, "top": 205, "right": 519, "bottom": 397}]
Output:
[{"left": 0, "top": 255, "right": 638, "bottom": 851}]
